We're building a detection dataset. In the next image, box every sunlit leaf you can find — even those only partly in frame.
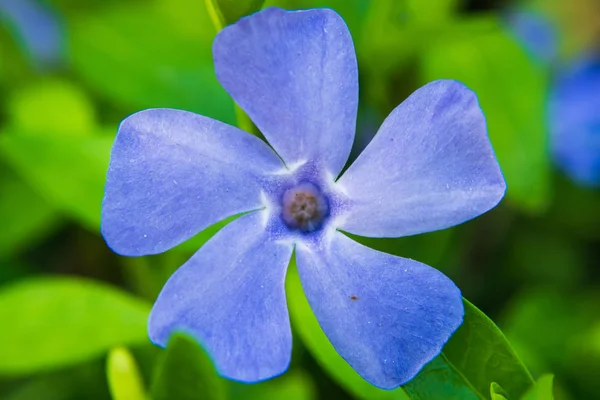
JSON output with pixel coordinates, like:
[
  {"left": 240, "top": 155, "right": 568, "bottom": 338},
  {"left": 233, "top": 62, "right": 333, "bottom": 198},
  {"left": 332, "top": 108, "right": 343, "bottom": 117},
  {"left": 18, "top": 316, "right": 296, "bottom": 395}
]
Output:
[
  {"left": 522, "top": 374, "right": 554, "bottom": 400},
  {"left": 68, "top": 3, "right": 235, "bottom": 124},
  {"left": 421, "top": 20, "right": 550, "bottom": 212},
  {"left": 7, "top": 78, "right": 96, "bottom": 137},
  {"left": 106, "top": 347, "right": 147, "bottom": 400},
  {"left": 0, "top": 276, "right": 150, "bottom": 374},
  {"left": 490, "top": 382, "right": 510, "bottom": 400},
  {"left": 151, "top": 333, "right": 226, "bottom": 400},
  {"left": 0, "top": 133, "right": 112, "bottom": 229}
]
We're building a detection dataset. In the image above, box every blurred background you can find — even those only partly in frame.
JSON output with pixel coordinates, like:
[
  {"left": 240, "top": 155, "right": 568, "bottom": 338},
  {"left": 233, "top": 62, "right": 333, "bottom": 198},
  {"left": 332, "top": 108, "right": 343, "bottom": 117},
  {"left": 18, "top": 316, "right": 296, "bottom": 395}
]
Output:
[{"left": 0, "top": 0, "right": 599, "bottom": 399}]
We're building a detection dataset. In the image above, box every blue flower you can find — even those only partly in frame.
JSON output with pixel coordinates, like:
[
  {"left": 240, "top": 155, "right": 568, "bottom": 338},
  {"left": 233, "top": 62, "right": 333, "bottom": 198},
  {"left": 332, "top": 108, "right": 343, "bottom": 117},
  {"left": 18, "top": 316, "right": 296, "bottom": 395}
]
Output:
[
  {"left": 549, "top": 54, "right": 600, "bottom": 187},
  {"left": 0, "top": 0, "right": 63, "bottom": 68},
  {"left": 101, "top": 8, "right": 506, "bottom": 389},
  {"left": 505, "top": 9, "right": 557, "bottom": 64}
]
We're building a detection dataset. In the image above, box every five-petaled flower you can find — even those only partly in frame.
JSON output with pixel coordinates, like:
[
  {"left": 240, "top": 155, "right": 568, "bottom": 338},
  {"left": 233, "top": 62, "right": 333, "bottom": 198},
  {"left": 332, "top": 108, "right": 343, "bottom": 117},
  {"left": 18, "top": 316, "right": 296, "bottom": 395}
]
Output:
[{"left": 101, "top": 7, "right": 506, "bottom": 389}]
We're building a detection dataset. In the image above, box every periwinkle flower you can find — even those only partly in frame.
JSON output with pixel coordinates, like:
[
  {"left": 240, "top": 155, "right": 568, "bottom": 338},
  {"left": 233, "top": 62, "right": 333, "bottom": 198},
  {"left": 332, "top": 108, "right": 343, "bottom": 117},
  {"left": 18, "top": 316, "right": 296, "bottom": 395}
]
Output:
[
  {"left": 101, "top": 8, "right": 506, "bottom": 389},
  {"left": 0, "top": 0, "right": 63, "bottom": 67},
  {"left": 505, "top": 9, "right": 557, "bottom": 64},
  {"left": 549, "top": 54, "right": 600, "bottom": 187}
]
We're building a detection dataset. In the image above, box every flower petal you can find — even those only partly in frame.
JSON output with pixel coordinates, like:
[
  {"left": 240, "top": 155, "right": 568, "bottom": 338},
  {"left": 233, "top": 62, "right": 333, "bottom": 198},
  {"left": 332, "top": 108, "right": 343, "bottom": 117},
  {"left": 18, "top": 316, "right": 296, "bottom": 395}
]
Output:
[
  {"left": 213, "top": 7, "right": 358, "bottom": 177},
  {"left": 101, "top": 108, "right": 284, "bottom": 256},
  {"left": 337, "top": 80, "right": 506, "bottom": 238},
  {"left": 149, "top": 211, "right": 294, "bottom": 382},
  {"left": 550, "top": 55, "right": 600, "bottom": 187},
  {"left": 296, "top": 232, "right": 463, "bottom": 389}
]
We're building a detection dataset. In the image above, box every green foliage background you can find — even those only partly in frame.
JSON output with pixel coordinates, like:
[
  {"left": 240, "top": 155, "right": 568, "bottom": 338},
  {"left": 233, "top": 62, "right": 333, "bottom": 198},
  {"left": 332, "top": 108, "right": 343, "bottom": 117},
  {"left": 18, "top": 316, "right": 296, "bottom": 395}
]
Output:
[{"left": 0, "top": 0, "right": 599, "bottom": 399}]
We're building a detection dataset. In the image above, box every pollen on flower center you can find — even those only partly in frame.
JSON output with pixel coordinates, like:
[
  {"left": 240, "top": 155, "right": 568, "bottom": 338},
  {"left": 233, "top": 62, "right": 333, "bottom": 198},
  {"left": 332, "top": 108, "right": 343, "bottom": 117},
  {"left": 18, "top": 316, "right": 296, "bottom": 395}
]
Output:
[{"left": 281, "top": 182, "right": 329, "bottom": 233}]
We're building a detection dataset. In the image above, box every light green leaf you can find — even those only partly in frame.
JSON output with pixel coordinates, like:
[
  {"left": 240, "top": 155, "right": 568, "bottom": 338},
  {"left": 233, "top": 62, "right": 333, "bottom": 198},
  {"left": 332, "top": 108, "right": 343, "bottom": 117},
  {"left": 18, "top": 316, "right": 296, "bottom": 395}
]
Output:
[
  {"left": 443, "top": 299, "right": 535, "bottom": 399},
  {"left": 106, "top": 347, "right": 147, "bottom": 400},
  {"left": 522, "top": 375, "right": 554, "bottom": 400},
  {"left": 0, "top": 277, "right": 150, "bottom": 375},
  {"left": 207, "top": 0, "right": 265, "bottom": 27},
  {"left": 0, "top": 133, "right": 112, "bottom": 229},
  {"left": 421, "top": 20, "right": 550, "bottom": 212},
  {"left": 68, "top": 4, "right": 234, "bottom": 124},
  {"left": 286, "top": 259, "right": 409, "bottom": 400},
  {"left": 151, "top": 333, "right": 226, "bottom": 400},
  {"left": 7, "top": 78, "right": 96, "bottom": 137},
  {"left": 0, "top": 167, "right": 59, "bottom": 259},
  {"left": 491, "top": 382, "right": 510, "bottom": 400}
]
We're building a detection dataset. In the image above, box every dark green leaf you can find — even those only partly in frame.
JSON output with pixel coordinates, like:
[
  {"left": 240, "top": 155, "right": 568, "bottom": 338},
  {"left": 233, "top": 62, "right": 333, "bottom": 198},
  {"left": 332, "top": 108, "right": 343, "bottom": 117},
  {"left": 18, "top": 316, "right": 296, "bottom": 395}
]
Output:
[
  {"left": 403, "top": 356, "right": 483, "bottom": 400},
  {"left": 228, "top": 372, "right": 316, "bottom": 400},
  {"left": 0, "top": 277, "right": 150, "bottom": 374},
  {"left": 443, "top": 299, "right": 535, "bottom": 399},
  {"left": 421, "top": 20, "right": 551, "bottom": 212},
  {"left": 0, "top": 167, "right": 59, "bottom": 259},
  {"left": 151, "top": 333, "right": 226, "bottom": 400},
  {"left": 208, "top": 0, "right": 265, "bottom": 27}
]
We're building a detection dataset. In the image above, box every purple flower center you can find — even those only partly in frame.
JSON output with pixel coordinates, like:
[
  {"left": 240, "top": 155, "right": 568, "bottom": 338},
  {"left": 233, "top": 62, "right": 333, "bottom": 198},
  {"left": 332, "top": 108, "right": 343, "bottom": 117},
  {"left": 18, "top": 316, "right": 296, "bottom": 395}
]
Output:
[{"left": 281, "top": 182, "right": 329, "bottom": 232}]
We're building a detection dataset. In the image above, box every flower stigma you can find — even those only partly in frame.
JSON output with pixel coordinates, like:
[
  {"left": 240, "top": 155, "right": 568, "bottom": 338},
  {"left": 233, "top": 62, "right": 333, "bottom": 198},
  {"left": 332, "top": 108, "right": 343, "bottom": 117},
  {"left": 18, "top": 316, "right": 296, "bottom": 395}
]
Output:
[{"left": 281, "top": 181, "right": 329, "bottom": 233}]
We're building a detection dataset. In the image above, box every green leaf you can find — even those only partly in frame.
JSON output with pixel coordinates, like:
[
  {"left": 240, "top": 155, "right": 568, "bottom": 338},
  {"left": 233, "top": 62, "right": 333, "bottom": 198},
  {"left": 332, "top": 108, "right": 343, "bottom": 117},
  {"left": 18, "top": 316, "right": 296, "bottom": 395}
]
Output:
[
  {"left": 228, "top": 371, "right": 316, "bottom": 400},
  {"left": 0, "top": 133, "right": 112, "bottom": 229},
  {"left": 286, "top": 259, "right": 409, "bottom": 400},
  {"left": 151, "top": 333, "right": 226, "bottom": 400},
  {"left": 106, "top": 347, "right": 148, "bottom": 400},
  {"left": 0, "top": 276, "right": 151, "bottom": 374},
  {"left": 402, "top": 356, "right": 483, "bottom": 400},
  {"left": 68, "top": 3, "right": 235, "bottom": 124},
  {"left": 522, "top": 375, "right": 554, "bottom": 400},
  {"left": 207, "top": 0, "right": 265, "bottom": 27},
  {"left": 421, "top": 20, "right": 551, "bottom": 212},
  {"left": 0, "top": 166, "right": 59, "bottom": 259},
  {"left": 443, "top": 299, "right": 535, "bottom": 399},
  {"left": 7, "top": 78, "right": 96, "bottom": 137},
  {"left": 288, "top": 257, "right": 534, "bottom": 399},
  {"left": 491, "top": 382, "right": 510, "bottom": 400}
]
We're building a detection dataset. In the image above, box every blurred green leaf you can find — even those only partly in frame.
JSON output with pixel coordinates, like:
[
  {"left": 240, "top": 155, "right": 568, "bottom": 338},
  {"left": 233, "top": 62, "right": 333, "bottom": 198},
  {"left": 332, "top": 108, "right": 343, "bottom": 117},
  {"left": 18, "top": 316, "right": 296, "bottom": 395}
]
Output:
[
  {"left": 0, "top": 276, "right": 150, "bottom": 375},
  {"left": 68, "top": 3, "right": 235, "bottom": 124},
  {"left": 421, "top": 21, "right": 550, "bottom": 212},
  {"left": 7, "top": 78, "right": 96, "bottom": 137},
  {"left": 522, "top": 374, "right": 554, "bottom": 400},
  {"left": 207, "top": 0, "right": 265, "bottom": 27},
  {"left": 0, "top": 133, "right": 112, "bottom": 229},
  {"left": 286, "top": 259, "right": 409, "bottom": 400},
  {"left": 501, "top": 288, "right": 599, "bottom": 372},
  {"left": 0, "top": 166, "right": 59, "bottom": 259},
  {"left": 228, "top": 371, "right": 316, "bottom": 400},
  {"left": 443, "top": 299, "right": 535, "bottom": 400},
  {"left": 491, "top": 382, "right": 510, "bottom": 400},
  {"left": 107, "top": 347, "right": 147, "bottom": 400},
  {"left": 151, "top": 333, "right": 226, "bottom": 400}
]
